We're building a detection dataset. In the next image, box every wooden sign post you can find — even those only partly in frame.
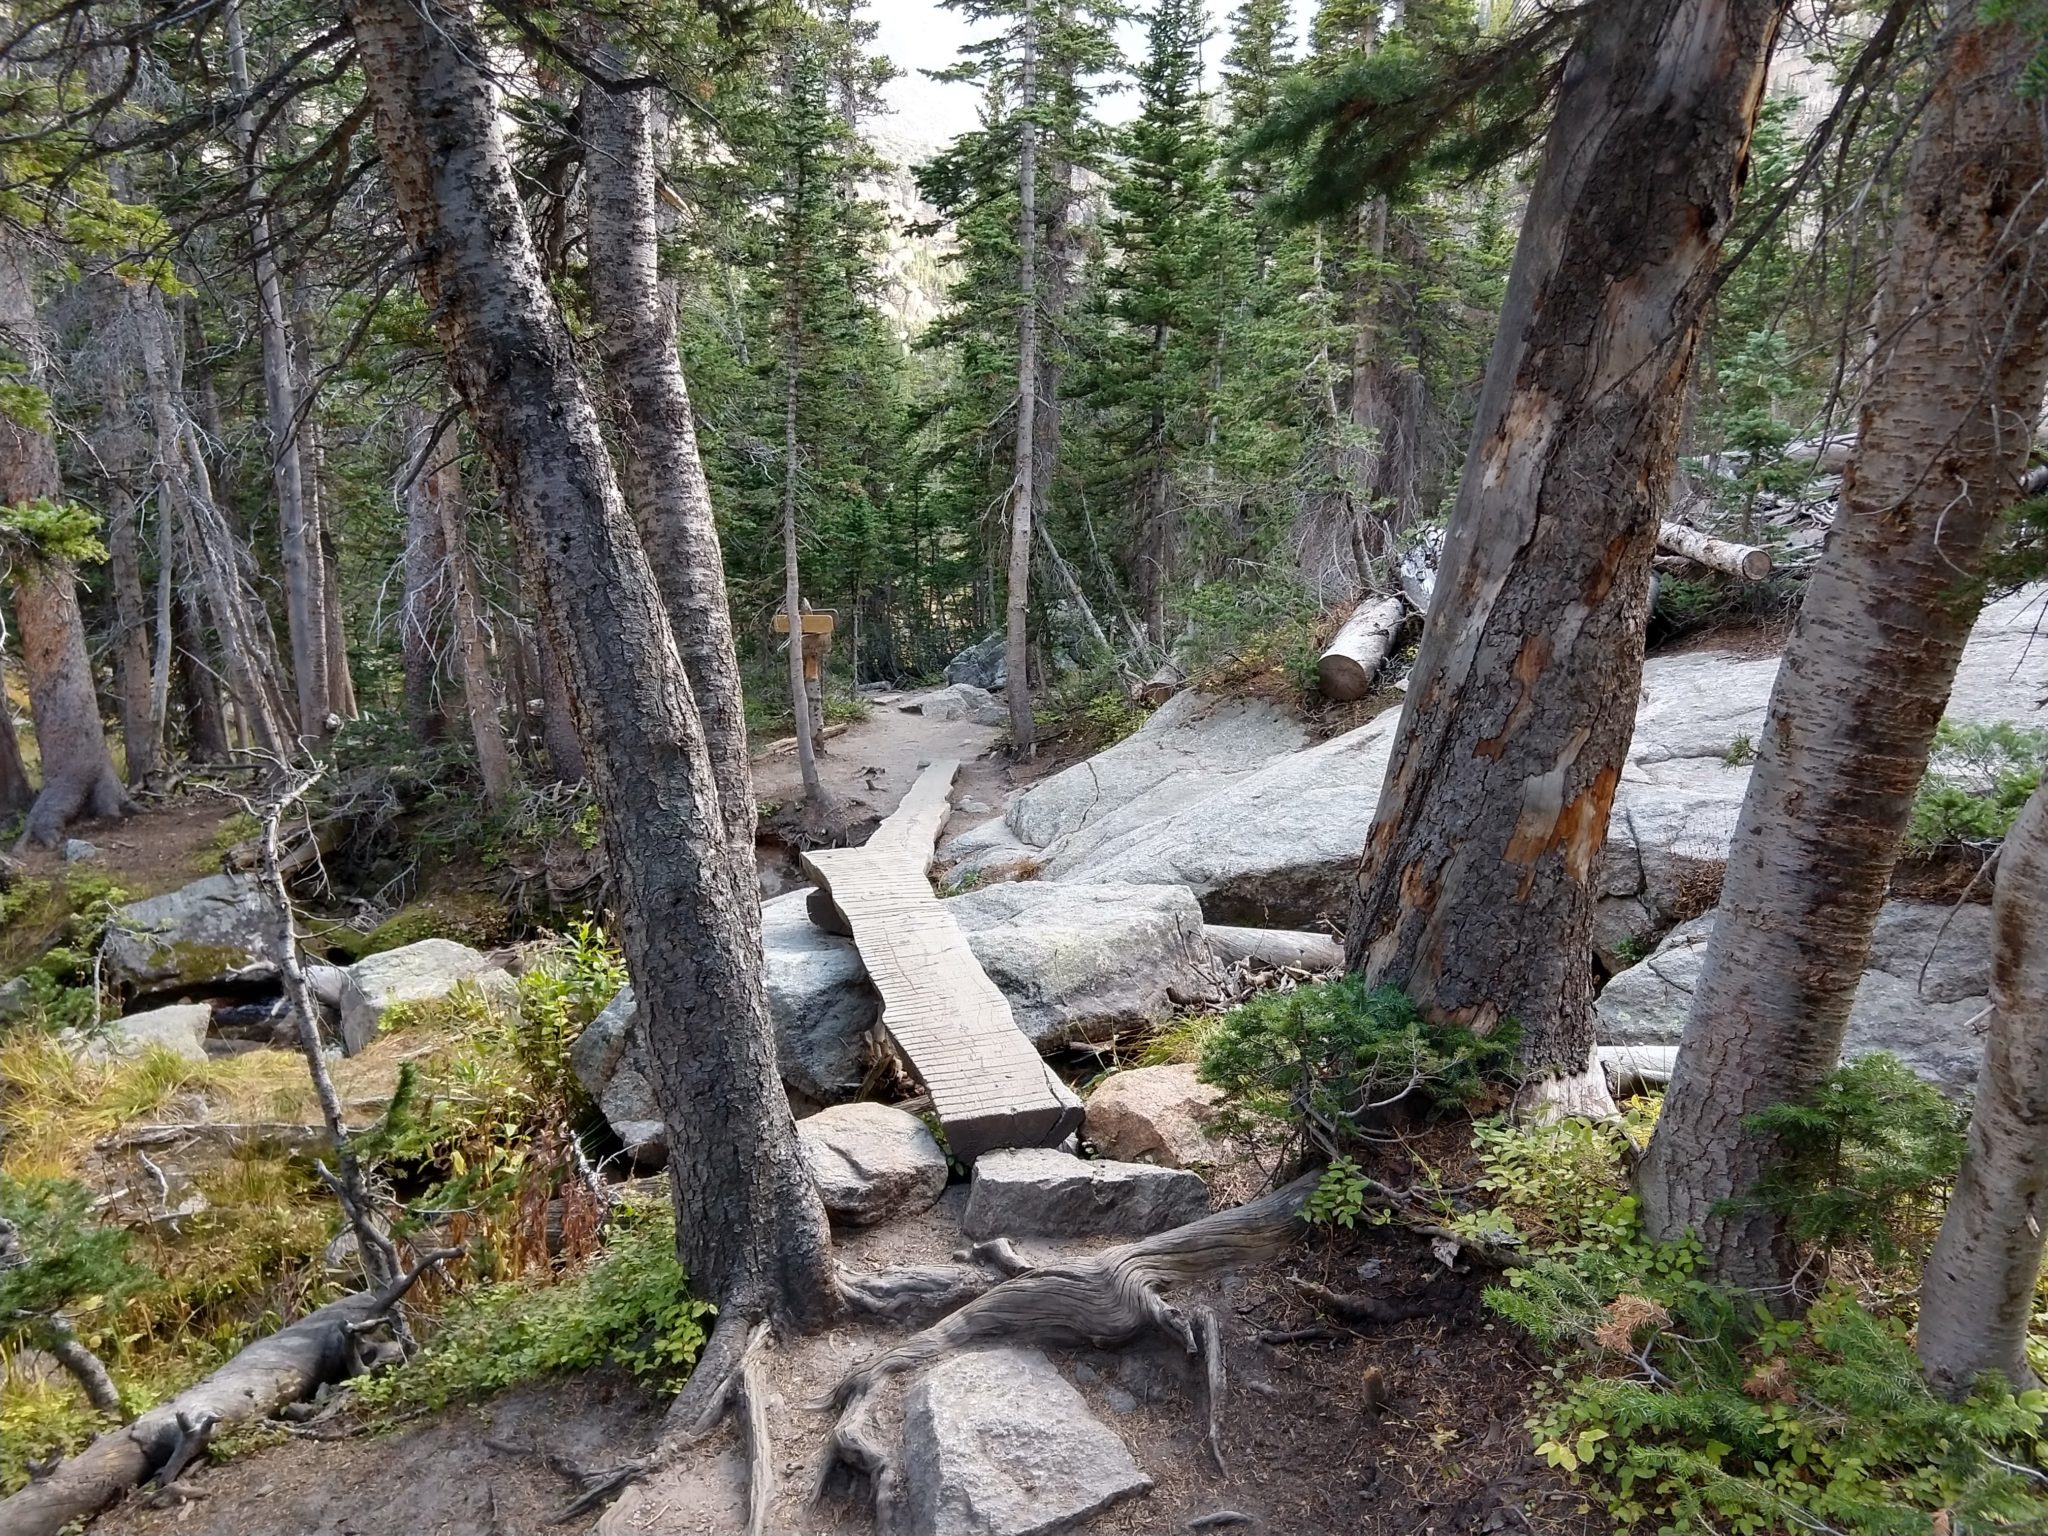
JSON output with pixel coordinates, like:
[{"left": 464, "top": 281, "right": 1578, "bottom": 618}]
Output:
[{"left": 773, "top": 607, "right": 836, "bottom": 739}]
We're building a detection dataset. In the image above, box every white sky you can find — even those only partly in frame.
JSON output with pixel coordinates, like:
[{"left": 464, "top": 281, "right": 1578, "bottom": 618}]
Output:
[{"left": 867, "top": 0, "right": 1315, "bottom": 149}]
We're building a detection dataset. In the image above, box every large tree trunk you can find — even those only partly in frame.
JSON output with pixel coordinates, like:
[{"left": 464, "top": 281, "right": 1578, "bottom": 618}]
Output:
[
  {"left": 1, "top": 249, "right": 132, "bottom": 847},
  {"left": 1637, "top": 6, "right": 2048, "bottom": 1290},
  {"left": 350, "top": 0, "right": 835, "bottom": 1330},
  {"left": 225, "top": 0, "right": 326, "bottom": 743},
  {"left": 1004, "top": 10, "right": 1041, "bottom": 757},
  {"left": 583, "top": 76, "right": 756, "bottom": 856},
  {"left": 1918, "top": 781, "right": 2048, "bottom": 1397},
  {"left": 1345, "top": 0, "right": 1785, "bottom": 1090}
]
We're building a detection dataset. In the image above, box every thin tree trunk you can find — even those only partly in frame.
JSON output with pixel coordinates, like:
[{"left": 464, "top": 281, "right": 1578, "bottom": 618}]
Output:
[
  {"left": 225, "top": 0, "right": 326, "bottom": 742},
  {"left": 0, "top": 681, "right": 29, "bottom": 813},
  {"left": 1919, "top": 781, "right": 2048, "bottom": 1396},
  {"left": 400, "top": 410, "right": 450, "bottom": 746},
  {"left": 424, "top": 429, "right": 513, "bottom": 805},
  {"left": 1346, "top": 0, "right": 1786, "bottom": 1095},
  {"left": 350, "top": 0, "right": 834, "bottom": 1330},
  {"left": 1639, "top": 5, "right": 2048, "bottom": 1291},
  {"left": 292, "top": 278, "right": 357, "bottom": 722},
  {"left": 583, "top": 75, "right": 756, "bottom": 856},
  {"left": 173, "top": 588, "right": 230, "bottom": 764},
  {"left": 103, "top": 482, "right": 155, "bottom": 785},
  {"left": 773, "top": 60, "right": 823, "bottom": 805},
  {"left": 535, "top": 624, "right": 584, "bottom": 782},
  {"left": 1005, "top": 9, "right": 1041, "bottom": 756}
]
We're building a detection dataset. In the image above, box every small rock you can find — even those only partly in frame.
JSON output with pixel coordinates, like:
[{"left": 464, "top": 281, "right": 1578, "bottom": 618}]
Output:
[
  {"left": 962, "top": 1147, "right": 1208, "bottom": 1239},
  {"left": 911, "top": 683, "right": 1009, "bottom": 726},
  {"left": 337, "top": 939, "right": 502, "bottom": 1055},
  {"left": 68, "top": 1002, "right": 211, "bottom": 1064},
  {"left": 901, "top": 1346, "right": 1151, "bottom": 1536},
  {"left": 797, "top": 1102, "right": 949, "bottom": 1226},
  {"left": 956, "top": 797, "right": 994, "bottom": 816},
  {"left": 61, "top": 839, "right": 98, "bottom": 863},
  {"left": 1083, "top": 1064, "right": 1225, "bottom": 1168}
]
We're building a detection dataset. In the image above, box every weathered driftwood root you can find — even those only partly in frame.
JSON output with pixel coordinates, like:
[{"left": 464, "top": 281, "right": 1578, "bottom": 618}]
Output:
[
  {"left": 821, "top": 1174, "right": 1317, "bottom": 1526},
  {"left": 0, "top": 1250, "right": 452, "bottom": 1536},
  {"left": 737, "top": 1322, "right": 775, "bottom": 1536}
]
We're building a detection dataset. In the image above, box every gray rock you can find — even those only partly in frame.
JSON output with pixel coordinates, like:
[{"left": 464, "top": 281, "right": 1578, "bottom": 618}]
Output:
[
  {"left": 763, "top": 889, "right": 875, "bottom": 1101},
  {"left": 1595, "top": 901, "right": 1993, "bottom": 1093},
  {"left": 962, "top": 1147, "right": 1208, "bottom": 1238},
  {"left": 907, "top": 683, "right": 1008, "bottom": 726},
  {"left": 61, "top": 839, "right": 98, "bottom": 863},
  {"left": 569, "top": 984, "right": 665, "bottom": 1157},
  {"left": 944, "top": 634, "right": 1008, "bottom": 691},
  {"left": 948, "top": 882, "right": 1212, "bottom": 1047},
  {"left": 0, "top": 975, "right": 31, "bottom": 1023},
  {"left": 337, "top": 938, "right": 501, "bottom": 1055},
  {"left": 103, "top": 873, "right": 275, "bottom": 994},
  {"left": 70, "top": 1002, "right": 211, "bottom": 1064},
  {"left": 901, "top": 1347, "right": 1151, "bottom": 1536},
  {"left": 797, "top": 1101, "right": 949, "bottom": 1225}
]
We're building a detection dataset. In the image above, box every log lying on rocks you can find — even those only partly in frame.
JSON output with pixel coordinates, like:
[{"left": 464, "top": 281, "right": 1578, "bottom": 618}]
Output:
[
  {"left": 0, "top": 1258, "right": 445, "bottom": 1536},
  {"left": 1204, "top": 924, "right": 1343, "bottom": 974},
  {"left": 1655, "top": 521, "right": 1773, "bottom": 580},
  {"left": 1315, "top": 597, "right": 1407, "bottom": 702}
]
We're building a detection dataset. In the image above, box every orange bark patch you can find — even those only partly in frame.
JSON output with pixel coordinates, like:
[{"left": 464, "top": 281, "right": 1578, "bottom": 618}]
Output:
[{"left": 1580, "top": 531, "right": 1634, "bottom": 608}]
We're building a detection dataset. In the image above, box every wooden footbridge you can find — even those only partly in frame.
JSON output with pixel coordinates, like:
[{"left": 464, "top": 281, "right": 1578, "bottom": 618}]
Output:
[{"left": 800, "top": 761, "right": 1080, "bottom": 1159}]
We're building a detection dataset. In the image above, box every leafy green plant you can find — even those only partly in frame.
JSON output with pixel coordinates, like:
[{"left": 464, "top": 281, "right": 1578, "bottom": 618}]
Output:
[
  {"left": 1723, "top": 732, "right": 1756, "bottom": 766},
  {"left": 1733, "top": 1053, "right": 1965, "bottom": 1263},
  {"left": 355, "top": 1201, "right": 712, "bottom": 1415},
  {"left": 1907, "top": 719, "right": 2047, "bottom": 850},
  {"left": 1197, "top": 977, "right": 1518, "bottom": 1147},
  {"left": 1304, "top": 1154, "right": 1372, "bottom": 1228}
]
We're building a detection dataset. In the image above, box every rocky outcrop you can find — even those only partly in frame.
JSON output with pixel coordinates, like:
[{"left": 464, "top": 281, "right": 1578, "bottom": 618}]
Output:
[
  {"left": 68, "top": 1002, "right": 211, "bottom": 1064},
  {"left": 102, "top": 874, "right": 274, "bottom": 995},
  {"left": 1595, "top": 901, "right": 1993, "bottom": 1093},
  {"left": 943, "top": 633, "right": 1007, "bottom": 691},
  {"left": 762, "top": 889, "right": 875, "bottom": 1102},
  {"left": 905, "top": 683, "right": 1007, "bottom": 726},
  {"left": 901, "top": 1347, "right": 1151, "bottom": 1536},
  {"left": 964, "top": 590, "right": 2045, "bottom": 935},
  {"left": 961, "top": 1147, "right": 1208, "bottom": 1238},
  {"left": 336, "top": 939, "right": 507, "bottom": 1055},
  {"left": 796, "top": 1101, "right": 950, "bottom": 1226},
  {"left": 1082, "top": 1064, "right": 1225, "bottom": 1168}
]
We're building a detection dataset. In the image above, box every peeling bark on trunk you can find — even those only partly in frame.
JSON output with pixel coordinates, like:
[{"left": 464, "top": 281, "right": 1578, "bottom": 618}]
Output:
[
  {"left": 1346, "top": 0, "right": 1786, "bottom": 1083},
  {"left": 350, "top": 0, "right": 835, "bottom": 1325},
  {"left": 1919, "top": 782, "right": 2048, "bottom": 1396},
  {"left": 583, "top": 77, "right": 756, "bottom": 855},
  {"left": 225, "top": 0, "right": 325, "bottom": 743},
  {"left": 1005, "top": 11, "right": 1041, "bottom": 757},
  {"left": 1638, "top": 7, "right": 2048, "bottom": 1291}
]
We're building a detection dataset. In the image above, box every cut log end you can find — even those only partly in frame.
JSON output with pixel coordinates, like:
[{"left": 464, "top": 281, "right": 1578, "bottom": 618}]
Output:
[{"left": 1316, "top": 597, "right": 1407, "bottom": 703}]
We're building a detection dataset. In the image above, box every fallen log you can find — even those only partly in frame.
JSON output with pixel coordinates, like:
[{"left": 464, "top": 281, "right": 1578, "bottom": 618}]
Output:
[
  {"left": 0, "top": 1253, "right": 449, "bottom": 1536},
  {"left": 1315, "top": 597, "right": 1406, "bottom": 702},
  {"left": 1204, "top": 924, "right": 1343, "bottom": 974},
  {"left": 1656, "top": 521, "right": 1773, "bottom": 580},
  {"left": 1139, "top": 659, "right": 1186, "bottom": 706},
  {"left": 1396, "top": 540, "right": 1437, "bottom": 614}
]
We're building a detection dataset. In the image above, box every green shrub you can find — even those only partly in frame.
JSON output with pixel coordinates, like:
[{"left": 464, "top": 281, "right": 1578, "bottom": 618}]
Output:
[
  {"left": 1196, "top": 977, "right": 1518, "bottom": 1147},
  {"left": 1733, "top": 1053, "right": 1965, "bottom": 1264},
  {"left": 0, "top": 1174, "right": 153, "bottom": 1353},
  {"left": 355, "top": 1200, "right": 712, "bottom": 1414},
  {"left": 1469, "top": 1118, "right": 2048, "bottom": 1535},
  {"left": 1907, "top": 719, "right": 2047, "bottom": 850}
]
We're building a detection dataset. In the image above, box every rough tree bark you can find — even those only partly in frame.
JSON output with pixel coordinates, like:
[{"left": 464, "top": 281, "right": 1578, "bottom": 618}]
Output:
[
  {"left": 224, "top": 0, "right": 326, "bottom": 742},
  {"left": 1004, "top": 8, "right": 1041, "bottom": 757},
  {"left": 1, "top": 249, "right": 132, "bottom": 846},
  {"left": 0, "top": 683, "right": 29, "bottom": 813},
  {"left": 1345, "top": 0, "right": 1786, "bottom": 1094},
  {"left": 1919, "top": 781, "right": 2048, "bottom": 1396},
  {"left": 534, "top": 625, "right": 585, "bottom": 782},
  {"left": 583, "top": 75, "right": 756, "bottom": 855},
  {"left": 1638, "top": 6, "right": 2048, "bottom": 1291},
  {"left": 399, "top": 409, "right": 449, "bottom": 746},
  {"left": 350, "top": 0, "right": 834, "bottom": 1350}
]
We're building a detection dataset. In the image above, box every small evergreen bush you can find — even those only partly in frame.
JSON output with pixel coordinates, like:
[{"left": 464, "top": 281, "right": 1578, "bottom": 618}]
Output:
[{"left": 1907, "top": 720, "right": 2047, "bottom": 851}]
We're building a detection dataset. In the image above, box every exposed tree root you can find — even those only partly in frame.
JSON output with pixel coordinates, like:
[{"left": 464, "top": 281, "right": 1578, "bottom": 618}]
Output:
[
  {"left": 737, "top": 1322, "right": 774, "bottom": 1536},
  {"left": 820, "top": 1173, "right": 1318, "bottom": 1527},
  {"left": 1195, "top": 1306, "right": 1228, "bottom": 1475}
]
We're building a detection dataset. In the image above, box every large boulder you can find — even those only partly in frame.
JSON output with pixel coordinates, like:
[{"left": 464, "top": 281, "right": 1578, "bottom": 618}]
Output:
[
  {"left": 1595, "top": 901, "right": 1993, "bottom": 1093},
  {"left": 337, "top": 938, "right": 505, "bottom": 1055},
  {"left": 992, "top": 589, "right": 2047, "bottom": 934},
  {"left": 901, "top": 1347, "right": 1151, "bottom": 1536},
  {"left": 797, "top": 1102, "right": 950, "bottom": 1226},
  {"left": 67, "top": 1002, "right": 211, "bottom": 1064},
  {"left": 102, "top": 873, "right": 274, "bottom": 994},
  {"left": 569, "top": 985, "right": 665, "bottom": 1157},
  {"left": 1082, "top": 1064, "right": 1224, "bottom": 1168},
  {"left": 948, "top": 882, "right": 1212, "bottom": 1047},
  {"left": 962, "top": 1147, "right": 1208, "bottom": 1238},
  {"left": 906, "top": 683, "right": 1008, "bottom": 726},
  {"left": 943, "top": 633, "right": 1007, "bottom": 691},
  {"left": 763, "top": 889, "right": 875, "bottom": 1102}
]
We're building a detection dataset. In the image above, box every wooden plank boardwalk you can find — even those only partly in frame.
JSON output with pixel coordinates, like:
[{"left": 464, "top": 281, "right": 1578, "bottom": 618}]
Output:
[{"left": 801, "top": 761, "right": 1080, "bottom": 1159}]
